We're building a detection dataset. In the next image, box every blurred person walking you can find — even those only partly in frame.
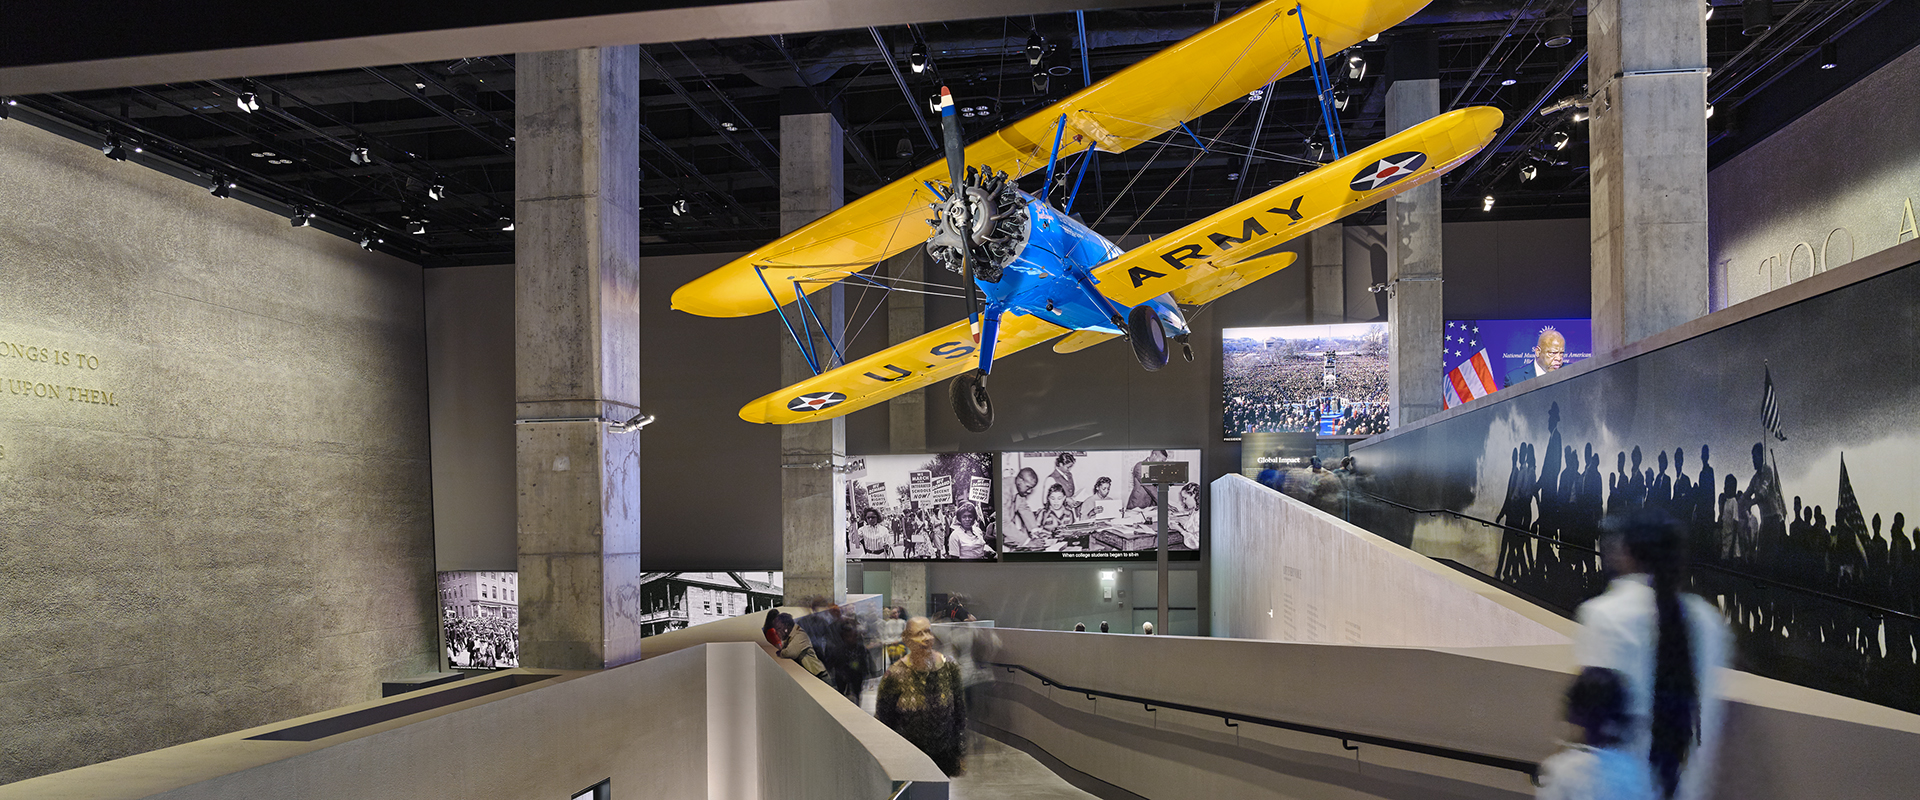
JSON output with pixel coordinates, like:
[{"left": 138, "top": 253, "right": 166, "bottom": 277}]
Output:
[
  {"left": 1575, "top": 509, "right": 1731, "bottom": 800},
  {"left": 1536, "top": 667, "right": 1656, "bottom": 800},
  {"left": 875, "top": 618, "right": 967, "bottom": 775}
]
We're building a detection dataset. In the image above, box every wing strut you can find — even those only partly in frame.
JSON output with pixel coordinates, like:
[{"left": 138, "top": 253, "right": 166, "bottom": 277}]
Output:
[{"left": 1295, "top": 3, "right": 1348, "bottom": 159}]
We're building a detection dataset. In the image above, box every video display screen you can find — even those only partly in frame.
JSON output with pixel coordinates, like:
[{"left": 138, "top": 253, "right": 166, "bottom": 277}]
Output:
[
  {"left": 1441, "top": 318, "right": 1592, "bottom": 407},
  {"left": 438, "top": 571, "right": 519, "bottom": 669},
  {"left": 1223, "top": 323, "right": 1390, "bottom": 439},
  {"left": 843, "top": 453, "right": 997, "bottom": 560},
  {"left": 999, "top": 449, "right": 1203, "bottom": 561}
]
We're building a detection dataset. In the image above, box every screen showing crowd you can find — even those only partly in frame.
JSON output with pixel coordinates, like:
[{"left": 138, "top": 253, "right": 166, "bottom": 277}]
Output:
[{"left": 1223, "top": 323, "right": 1389, "bottom": 440}]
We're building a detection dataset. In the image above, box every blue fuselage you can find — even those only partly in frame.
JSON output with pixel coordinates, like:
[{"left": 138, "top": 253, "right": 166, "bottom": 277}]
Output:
[{"left": 978, "top": 192, "right": 1185, "bottom": 337}]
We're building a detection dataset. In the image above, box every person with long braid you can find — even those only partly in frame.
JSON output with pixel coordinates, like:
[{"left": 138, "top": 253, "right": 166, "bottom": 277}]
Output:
[{"left": 1574, "top": 509, "right": 1732, "bottom": 800}]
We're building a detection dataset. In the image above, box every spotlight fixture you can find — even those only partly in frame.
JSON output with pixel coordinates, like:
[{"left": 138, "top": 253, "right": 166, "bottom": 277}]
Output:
[
  {"left": 1742, "top": 0, "right": 1773, "bottom": 37},
  {"left": 208, "top": 175, "right": 235, "bottom": 198},
  {"left": 896, "top": 137, "right": 913, "bottom": 159},
  {"left": 1544, "top": 15, "right": 1573, "bottom": 48},
  {"left": 1500, "top": 65, "right": 1519, "bottom": 87},
  {"left": 1818, "top": 42, "right": 1837, "bottom": 70},
  {"left": 1032, "top": 71, "right": 1050, "bottom": 94},
  {"left": 1332, "top": 88, "right": 1349, "bottom": 111},
  {"left": 1482, "top": 194, "right": 1496, "bottom": 212},
  {"left": 236, "top": 87, "right": 260, "bottom": 113},
  {"left": 101, "top": 135, "right": 131, "bottom": 161},
  {"left": 358, "top": 232, "right": 378, "bottom": 251},
  {"left": 408, "top": 220, "right": 428, "bottom": 235},
  {"left": 427, "top": 184, "right": 446, "bottom": 201},
  {"left": 670, "top": 197, "right": 689, "bottom": 216},
  {"left": 1520, "top": 163, "right": 1539, "bottom": 183},
  {"left": 290, "top": 206, "right": 313, "bottom": 227},
  {"left": 1026, "top": 31, "right": 1044, "bottom": 66},
  {"left": 1571, "top": 110, "right": 1589, "bottom": 123},
  {"left": 1706, "top": 104, "right": 1716, "bottom": 119},
  {"left": 0, "top": 97, "right": 13, "bottom": 120},
  {"left": 499, "top": 217, "right": 515, "bottom": 231},
  {"left": 910, "top": 41, "right": 928, "bottom": 74},
  {"left": 1227, "top": 172, "right": 1240, "bottom": 181},
  {"left": 1247, "top": 88, "right": 1265, "bottom": 102},
  {"left": 1346, "top": 53, "right": 1367, "bottom": 81},
  {"left": 349, "top": 145, "right": 372, "bottom": 166},
  {"left": 614, "top": 412, "right": 656, "bottom": 433},
  {"left": 1549, "top": 130, "right": 1571, "bottom": 150},
  {"left": 1704, "top": 1, "right": 1714, "bottom": 21}
]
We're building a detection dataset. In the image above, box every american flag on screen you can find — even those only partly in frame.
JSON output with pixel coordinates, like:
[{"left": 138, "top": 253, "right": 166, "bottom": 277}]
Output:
[{"left": 1441, "top": 321, "right": 1499, "bottom": 409}]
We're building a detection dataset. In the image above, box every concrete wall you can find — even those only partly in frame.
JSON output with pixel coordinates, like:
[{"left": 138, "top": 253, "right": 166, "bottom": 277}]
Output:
[
  {"left": 1710, "top": 42, "right": 1920, "bottom": 310},
  {"left": 1211, "top": 474, "right": 1570, "bottom": 647},
  {"left": 0, "top": 122, "right": 438, "bottom": 781},
  {"left": 974, "top": 627, "right": 1920, "bottom": 800},
  {"left": 923, "top": 561, "right": 1202, "bottom": 635}
]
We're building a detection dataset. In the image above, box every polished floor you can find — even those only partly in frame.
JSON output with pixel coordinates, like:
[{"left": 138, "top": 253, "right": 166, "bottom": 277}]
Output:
[{"left": 950, "top": 731, "right": 1100, "bottom": 800}]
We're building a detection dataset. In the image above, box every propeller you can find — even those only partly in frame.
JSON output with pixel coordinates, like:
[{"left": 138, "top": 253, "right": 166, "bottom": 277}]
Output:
[{"left": 937, "top": 86, "right": 982, "bottom": 343}]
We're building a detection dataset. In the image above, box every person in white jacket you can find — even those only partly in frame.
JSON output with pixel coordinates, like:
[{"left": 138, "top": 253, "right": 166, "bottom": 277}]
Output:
[{"left": 1574, "top": 509, "right": 1732, "bottom": 800}]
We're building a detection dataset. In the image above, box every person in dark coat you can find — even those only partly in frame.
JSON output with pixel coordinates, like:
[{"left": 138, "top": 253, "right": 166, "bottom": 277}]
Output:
[{"left": 875, "top": 617, "right": 967, "bottom": 775}]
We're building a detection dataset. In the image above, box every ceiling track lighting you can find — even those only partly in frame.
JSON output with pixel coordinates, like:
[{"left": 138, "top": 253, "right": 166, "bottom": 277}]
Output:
[
  {"left": 101, "top": 134, "right": 132, "bottom": 161},
  {"left": 1706, "top": 103, "right": 1716, "bottom": 119},
  {"left": 1742, "top": 0, "right": 1774, "bottom": 37},
  {"left": 237, "top": 82, "right": 261, "bottom": 113},
  {"left": 910, "top": 40, "right": 929, "bottom": 74},
  {"left": 498, "top": 217, "right": 515, "bottom": 232},
  {"left": 0, "top": 97, "right": 14, "bottom": 120},
  {"left": 427, "top": 184, "right": 446, "bottom": 201},
  {"left": 1499, "top": 65, "right": 1519, "bottom": 87},
  {"left": 1346, "top": 53, "right": 1367, "bottom": 81},
  {"left": 290, "top": 207, "right": 314, "bottom": 227},
  {"left": 1482, "top": 194, "right": 1496, "bottom": 212},
  {"left": 1032, "top": 71, "right": 1050, "bottom": 94},
  {"left": 896, "top": 137, "right": 914, "bottom": 159},
  {"left": 1818, "top": 42, "right": 1837, "bottom": 70},
  {"left": 1520, "top": 163, "right": 1539, "bottom": 183},
  {"left": 1549, "top": 130, "right": 1571, "bottom": 150},
  {"left": 1544, "top": 15, "right": 1573, "bottom": 48},
  {"left": 349, "top": 145, "right": 372, "bottom": 166},
  {"left": 408, "top": 220, "right": 428, "bottom": 235},
  {"left": 358, "top": 232, "right": 379, "bottom": 251},
  {"left": 1026, "top": 31, "right": 1045, "bottom": 66},
  {"left": 1332, "top": 88, "right": 1349, "bottom": 111},
  {"left": 1704, "top": 1, "right": 1715, "bottom": 21},
  {"left": 208, "top": 175, "right": 235, "bottom": 198},
  {"left": 670, "top": 197, "right": 689, "bottom": 216}
]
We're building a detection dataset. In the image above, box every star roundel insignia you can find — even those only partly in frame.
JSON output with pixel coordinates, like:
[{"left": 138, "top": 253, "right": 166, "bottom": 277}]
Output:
[
  {"left": 1349, "top": 151, "right": 1429, "bottom": 191},
  {"left": 787, "top": 391, "right": 848, "bottom": 413}
]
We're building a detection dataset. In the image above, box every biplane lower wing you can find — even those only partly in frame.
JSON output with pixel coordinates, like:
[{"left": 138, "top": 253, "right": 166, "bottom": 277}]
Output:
[{"left": 739, "top": 314, "right": 1069, "bottom": 424}]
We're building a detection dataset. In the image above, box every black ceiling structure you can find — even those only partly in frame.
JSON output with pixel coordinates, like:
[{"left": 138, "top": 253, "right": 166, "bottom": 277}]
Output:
[{"left": 4, "top": 0, "right": 1913, "bottom": 267}]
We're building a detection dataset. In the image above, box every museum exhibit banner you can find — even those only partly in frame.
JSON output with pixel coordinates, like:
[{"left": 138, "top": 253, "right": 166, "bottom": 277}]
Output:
[
  {"left": 843, "top": 453, "right": 997, "bottom": 560},
  {"left": 1223, "top": 323, "right": 1390, "bottom": 439},
  {"left": 1000, "top": 449, "right": 1203, "bottom": 562},
  {"left": 1352, "top": 260, "right": 1920, "bottom": 714},
  {"left": 438, "top": 571, "right": 520, "bottom": 669},
  {"left": 1440, "top": 318, "right": 1592, "bottom": 407}
]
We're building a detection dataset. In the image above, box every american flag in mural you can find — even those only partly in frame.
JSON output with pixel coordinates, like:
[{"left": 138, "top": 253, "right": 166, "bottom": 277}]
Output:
[{"left": 1441, "top": 320, "right": 1498, "bottom": 409}]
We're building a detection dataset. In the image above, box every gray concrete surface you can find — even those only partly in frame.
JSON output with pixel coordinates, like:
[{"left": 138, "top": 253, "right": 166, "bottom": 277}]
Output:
[
  {"left": 1587, "top": 0, "right": 1710, "bottom": 352},
  {"left": 1385, "top": 77, "right": 1444, "bottom": 428},
  {"left": 513, "top": 46, "right": 646, "bottom": 670},
  {"left": 425, "top": 263, "right": 518, "bottom": 571},
  {"left": 0, "top": 120, "right": 437, "bottom": 783},
  {"left": 1308, "top": 225, "right": 1346, "bottom": 324},
  {"left": 779, "top": 110, "right": 849, "bottom": 604}
]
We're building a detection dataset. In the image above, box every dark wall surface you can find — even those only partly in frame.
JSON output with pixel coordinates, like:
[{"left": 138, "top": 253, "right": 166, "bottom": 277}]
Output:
[{"left": 1349, "top": 246, "right": 1920, "bottom": 713}]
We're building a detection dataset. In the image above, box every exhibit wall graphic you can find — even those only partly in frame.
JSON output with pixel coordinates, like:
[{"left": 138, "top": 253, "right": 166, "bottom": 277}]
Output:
[
  {"left": 637, "top": 572, "right": 783, "bottom": 636},
  {"left": 1223, "top": 323, "right": 1390, "bottom": 439},
  {"left": 844, "top": 453, "right": 997, "bottom": 560},
  {"left": 438, "top": 571, "right": 520, "bottom": 669},
  {"left": 1351, "top": 260, "right": 1920, "bottom": 713},
  {"left": 1441, "top": 318, "right": 1592, "bottom": 406},
  {"left": 1000, "top": 449, "right": 1203, "bottom": 561}
]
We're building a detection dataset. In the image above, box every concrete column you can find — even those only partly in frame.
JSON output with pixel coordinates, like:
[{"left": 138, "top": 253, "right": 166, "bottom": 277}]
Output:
[
  {"left": 1385, "top": 76, "right": 1444, "bottom": 427},
  {"left": 1308, "top": 225, "right": 1345, "bottom": 324},
  {"left": 883, "top": 249, "right": 929, "bottom": 616},
  {"left": 780, "top": 109, "right": 848, "bottom": 605},
  {"left": 1588, "top": 0, "right": 1710, "bottom": 352},
  {"left": 513, "top": 47, "right": 643, "bottom": 670}
]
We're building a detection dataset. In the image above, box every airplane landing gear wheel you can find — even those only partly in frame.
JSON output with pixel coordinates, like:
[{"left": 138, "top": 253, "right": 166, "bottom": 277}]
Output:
[
  {"left": 950, "top": 369, "right": 994, "bottom": 432},
  {"left": 1127, "top": 305, "right": 1170, "bottom": 372}
]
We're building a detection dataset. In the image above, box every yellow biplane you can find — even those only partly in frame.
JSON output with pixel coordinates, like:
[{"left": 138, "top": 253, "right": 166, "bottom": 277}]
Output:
[{"left": 671, "top": 0, "right": 1501, "bottom": 431}]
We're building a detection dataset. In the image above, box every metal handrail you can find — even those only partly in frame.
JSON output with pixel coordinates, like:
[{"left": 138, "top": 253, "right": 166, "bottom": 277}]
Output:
[
  {"left": 988, "top": 661, "right": 1540, "bottom": 779},
  {"left": 1352, "top": 489, "right": 1920, "bottom": 623}
]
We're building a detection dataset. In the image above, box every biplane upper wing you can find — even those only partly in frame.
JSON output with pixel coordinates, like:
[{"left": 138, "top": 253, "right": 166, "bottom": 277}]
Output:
[
  {"left": 670, "top": 0, "right": 1432, "bottom": 318},
  {"left": 1082, "top": 106, "right": 1503, "bottom": 308},
  {"left": 737, "top": 107, "right": 1500, "bottom": 426},
  {"left": 739, "top": 314, "right": 1069, "bottom": 424}
]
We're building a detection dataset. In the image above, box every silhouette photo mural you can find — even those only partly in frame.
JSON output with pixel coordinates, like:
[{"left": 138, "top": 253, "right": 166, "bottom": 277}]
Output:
[{"left": 1349, "top": 261, "right": 1919, "bottom": 713}]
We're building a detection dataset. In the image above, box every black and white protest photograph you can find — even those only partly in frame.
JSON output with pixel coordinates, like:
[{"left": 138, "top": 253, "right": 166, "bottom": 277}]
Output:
[
  {"left": 843, "top": 453, "right": 997, "bottom": 560},
  {"left": 438, "top": 571, "right": 519, "bottom": 669},
  {"left": 1000, "top": 449, "right": 1203, "bottom": 561}
]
